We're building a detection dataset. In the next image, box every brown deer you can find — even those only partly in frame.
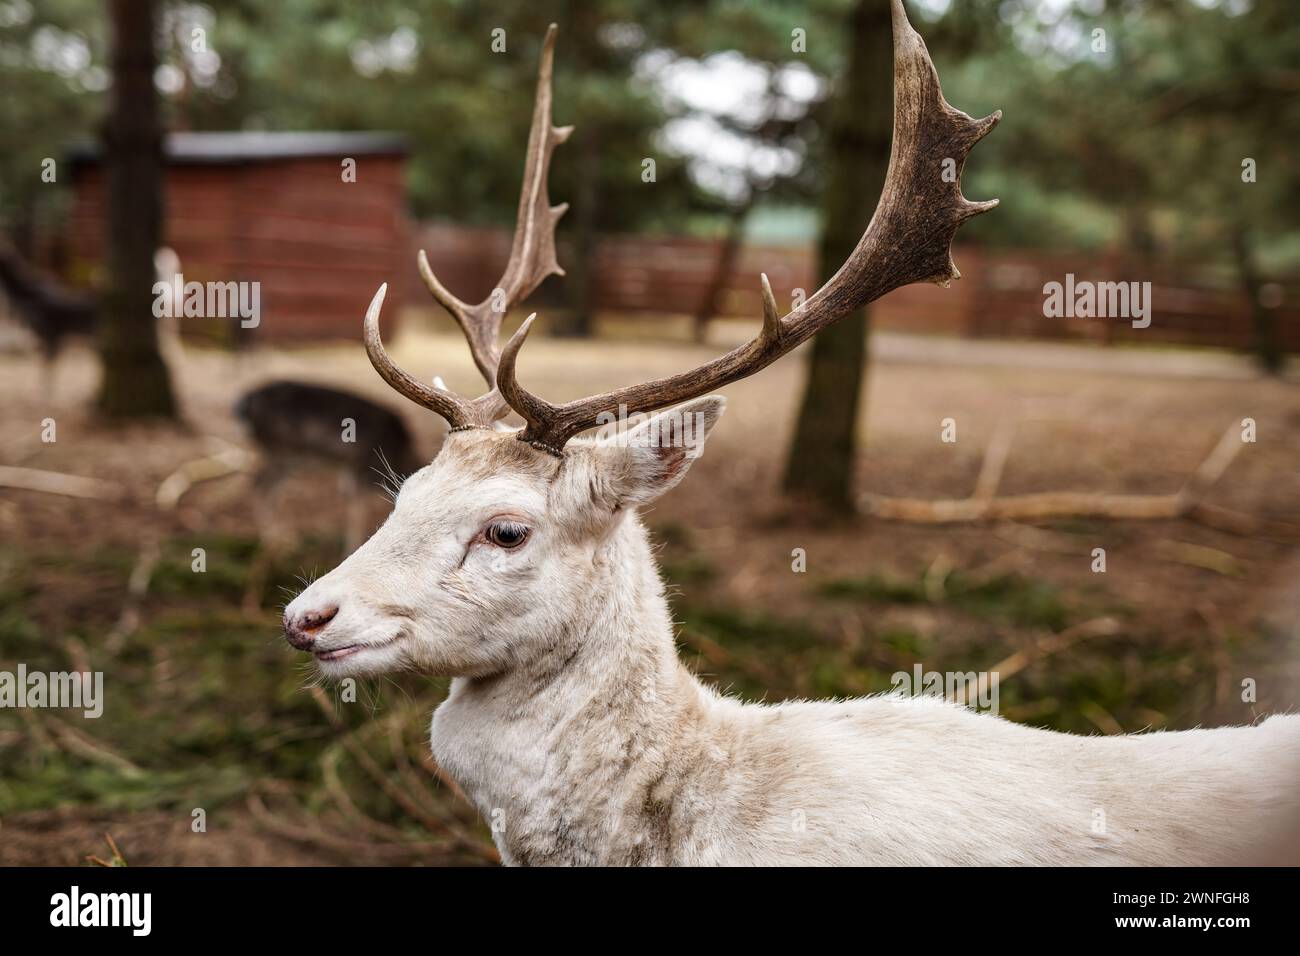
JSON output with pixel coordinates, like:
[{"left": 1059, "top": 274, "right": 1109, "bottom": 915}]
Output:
[
  {"left": 234, "top": 380, "right": 420, "bottom": 608},
  {"left": 0, "top": 237, "right": 97, "bottom": 393},
  {"left": 282, "top": 7, "right": 1300, "bottom": 865}
]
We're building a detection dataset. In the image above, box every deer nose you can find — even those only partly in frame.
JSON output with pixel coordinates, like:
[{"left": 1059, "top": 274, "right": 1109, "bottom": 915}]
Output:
[{"left": 283, "top": 605, "right": 339, "bottom": 651}]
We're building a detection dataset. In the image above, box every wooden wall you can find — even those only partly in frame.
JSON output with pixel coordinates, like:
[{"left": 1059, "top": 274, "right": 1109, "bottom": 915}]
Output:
[
  {"left": 67, "top": 154, "right": 408, "bottom": 343},
  {"left": 59, "top": 173, "right": 1296, "bottom": 354}
]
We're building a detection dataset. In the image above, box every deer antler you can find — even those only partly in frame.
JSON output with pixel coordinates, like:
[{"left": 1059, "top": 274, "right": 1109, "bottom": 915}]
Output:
[
  {"left": 497, "top": 0, "right": 1000, "bottom": 455},
  {"left": 364, "top": 23, "right": 572, "bottom": 430}
]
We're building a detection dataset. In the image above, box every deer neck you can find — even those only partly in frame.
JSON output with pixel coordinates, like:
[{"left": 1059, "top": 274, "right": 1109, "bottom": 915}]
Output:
[{"left": 429, "top": 512, "right": 712, "bottom": 865}]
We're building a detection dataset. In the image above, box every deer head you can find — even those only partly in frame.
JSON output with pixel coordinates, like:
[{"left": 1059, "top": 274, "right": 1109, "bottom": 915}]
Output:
[{"left": 283, "top": 3, "right": 998, "bottom": 678}]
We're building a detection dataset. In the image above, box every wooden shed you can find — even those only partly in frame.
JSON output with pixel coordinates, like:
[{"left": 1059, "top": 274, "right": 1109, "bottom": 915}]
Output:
[{"left": 65, "top": 131, "right": 409, "bottom": 342}]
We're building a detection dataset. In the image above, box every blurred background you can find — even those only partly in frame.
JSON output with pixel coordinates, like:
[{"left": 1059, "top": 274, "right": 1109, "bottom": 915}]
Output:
[{"left": 0, "top": 0, "right": 1297, "bottom": 865}]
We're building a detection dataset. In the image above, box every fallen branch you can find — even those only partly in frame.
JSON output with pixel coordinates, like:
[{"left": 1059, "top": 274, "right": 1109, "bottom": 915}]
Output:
[
  {"left": 417, "top": 747, "right": 476, "bottom": 808},
  {"left": 0, "top": 465, "right": 121, "bottom": 500},
  {"left": 385, "top": 712, "right": 467, "bottom": 828},
  {"left": 970, "top": 417, "right": 1018, "bottom": 505},
  {"left": 680, "top": 629, "right": 781, "bottom": 686},
  {"left": 105, "top": 535, "right": 161, "bottom": 653},
  {"left": 320, "top": 744, "right": 420, "bottom": 842},
  {"left": 943, "top": 617, "right": 1123, "bottom": 708},
  {"left": 1079, "top": 700, "right": 1125, "bottom": 735},
  {"left": 1154, "top": 539, "right": 1243, "bottom": 576},
  {"left": 156, "top": 438, "right": 254, "bottom": 510},
  {"left": 308, "top": 686, "right": 498, "bottom": 863},
  {"left": 246, "top": 785, "right": 456, "bottom": 864},
  {"left": 987, "top": 616, "right": 1124, "bottom": 685},
  {"left": 859, "top": 421, "right": 1272, "bottom": 534},
  {"left": 39, "top": 713, "right": 145, "bottom": 778}
]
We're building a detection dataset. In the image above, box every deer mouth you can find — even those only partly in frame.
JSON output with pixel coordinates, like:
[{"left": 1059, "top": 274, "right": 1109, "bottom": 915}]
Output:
[{"left": 314, "top": 630, "right": 405, "bottom": 663}]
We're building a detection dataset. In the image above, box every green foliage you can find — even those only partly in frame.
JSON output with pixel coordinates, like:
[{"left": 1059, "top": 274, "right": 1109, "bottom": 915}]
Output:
[
  {"left": 945, "top": 0, "right": 1300, "bottom": 265},
  {"left": 0, "top": 533, "right": 409, "bottom": 817},
  {"left": 0, "top": 0, "right": 104, "bottom": 229},
  {"left": 820, "top": 570, "right": 1072, "bottom": 631},
  {"left": 4, "top": 0, "right": 1296, "bottom": 272},
  {"left": 658, "top": 550, "right": 1269, "bottom": 736}
]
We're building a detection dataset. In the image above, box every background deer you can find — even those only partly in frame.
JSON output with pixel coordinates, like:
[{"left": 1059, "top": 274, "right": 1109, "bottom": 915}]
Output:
[
  {"left": 0, "top": 240, "right": 187, "bottom": 395},
  {"left": 283, "top": 6, "right": 1300, "bottom": 865},
  {"left": 235, "top": 379, "right": 420, "bottom": 609},
  {"left": 0, "top": 236, "right": 97, "bottom": 393}
]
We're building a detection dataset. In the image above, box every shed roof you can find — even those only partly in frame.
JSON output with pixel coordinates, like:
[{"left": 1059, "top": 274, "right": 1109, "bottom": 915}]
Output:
[{"left": 67, "top": 131, "right": 408, "bottom": 166}]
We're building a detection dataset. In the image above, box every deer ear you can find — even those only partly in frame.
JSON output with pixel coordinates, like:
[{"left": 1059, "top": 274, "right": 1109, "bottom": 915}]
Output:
[{"left": 592, "top": 396, "right": 726, "bottom": 507}]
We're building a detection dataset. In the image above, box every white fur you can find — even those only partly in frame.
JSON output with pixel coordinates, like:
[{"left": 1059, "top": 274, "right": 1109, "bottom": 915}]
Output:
[{"left": 286, "top": 397, "right": 1300, "bottom": 865}]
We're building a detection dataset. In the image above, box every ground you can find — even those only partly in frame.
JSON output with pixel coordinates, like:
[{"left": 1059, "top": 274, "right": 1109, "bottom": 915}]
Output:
[{"left": 1, "top": 311, "right": 1298, "bottom": 865}]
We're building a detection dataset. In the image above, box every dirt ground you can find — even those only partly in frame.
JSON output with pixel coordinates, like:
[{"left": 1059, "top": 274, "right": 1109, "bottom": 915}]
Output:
[{"left": 2, "top": 311, "right": 1299, "bottom": 865}]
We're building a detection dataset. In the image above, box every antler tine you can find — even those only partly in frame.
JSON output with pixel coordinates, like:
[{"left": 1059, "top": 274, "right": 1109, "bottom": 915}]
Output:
[
  {"left": 365, "top": 24, "right": 570, "bottom": 429},
  {"left": 498, "top": 0, "right": 1000, "bottom": 454},
  {"left": 416, "top": 22, "right": 571, "bottom": 389},
  {"left": 497, "top": 314, "right": 562, "bottom": 453},
  {"left": 364, "top": 285, "right": 465, "bottom": 424}
]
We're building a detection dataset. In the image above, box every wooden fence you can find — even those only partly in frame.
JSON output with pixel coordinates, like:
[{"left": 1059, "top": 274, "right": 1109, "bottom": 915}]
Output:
[{"left": 413, "top": 223, "right": 1299, "bottom": 352}]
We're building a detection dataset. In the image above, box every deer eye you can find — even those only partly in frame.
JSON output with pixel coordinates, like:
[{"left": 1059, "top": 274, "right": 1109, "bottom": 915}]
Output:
[{"left": 485, "top": 520, "right": 530, "bottom": 549}]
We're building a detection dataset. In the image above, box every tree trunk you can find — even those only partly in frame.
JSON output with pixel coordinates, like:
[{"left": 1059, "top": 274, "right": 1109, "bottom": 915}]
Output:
[
  {"left": 782, "top": 0, "right": 891, "bottom": 507},
  {"left": 97, "top": 0, "right": 176, "bottom": 419},
  {"left": 552, "top": 0, "right": 599, "bottom": 339},
  {"left": 553, "top": 122, "right": 598, "bottom": 338},
  {"left": 1230, "top": 223, "right": 1282, "bottom": 376},
  {"left": 692, "top": 196, "right": 754, "bottom": 342}
]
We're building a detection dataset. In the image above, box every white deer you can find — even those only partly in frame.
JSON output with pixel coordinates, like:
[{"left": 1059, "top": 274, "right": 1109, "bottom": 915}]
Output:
[{"left": 283, "top": 8, "right": 1300, "bottom": 865}]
